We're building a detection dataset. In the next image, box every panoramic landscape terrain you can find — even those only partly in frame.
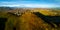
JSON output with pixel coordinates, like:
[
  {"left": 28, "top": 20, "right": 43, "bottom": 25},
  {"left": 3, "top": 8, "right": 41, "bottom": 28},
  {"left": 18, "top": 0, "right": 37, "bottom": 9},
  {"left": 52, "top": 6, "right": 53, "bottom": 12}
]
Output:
[
  {"left": 0, "top": 0, "right": 60, "bottom": 30},
  {"left": 0, "top": 7, "right": 60, "bottom": 30}
]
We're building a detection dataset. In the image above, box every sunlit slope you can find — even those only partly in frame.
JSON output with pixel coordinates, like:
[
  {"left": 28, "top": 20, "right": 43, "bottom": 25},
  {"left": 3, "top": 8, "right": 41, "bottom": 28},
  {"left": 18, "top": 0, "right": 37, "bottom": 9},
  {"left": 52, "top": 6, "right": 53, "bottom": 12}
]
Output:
[
  {"left": 31, "top": 10, "right": 60, "bottom": 16},
  {"left": 0, "top": 11, "right": 8, "bottom": 18},
  {"left": 0, "top": 10, "right": 59, "bottom": 30},
  {"left": 18, "top": 12, "right": 55, "bottom": 30},
  {"left": 38, "top": 10, "right": 57, "bottom": 16},
  {"left": 0, "top": 8, "right": 60, "bottom": 30}
]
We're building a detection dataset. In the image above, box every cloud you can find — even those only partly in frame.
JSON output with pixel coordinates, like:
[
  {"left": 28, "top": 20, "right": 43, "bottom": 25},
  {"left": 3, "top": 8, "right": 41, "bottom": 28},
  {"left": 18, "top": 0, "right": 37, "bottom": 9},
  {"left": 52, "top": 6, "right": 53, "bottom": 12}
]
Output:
[
  {"left": 0, "top": 5, "right": 20, "bottom": 7},
  {"left": 0, "top": 2, "right": 60, "bottom": 8}
]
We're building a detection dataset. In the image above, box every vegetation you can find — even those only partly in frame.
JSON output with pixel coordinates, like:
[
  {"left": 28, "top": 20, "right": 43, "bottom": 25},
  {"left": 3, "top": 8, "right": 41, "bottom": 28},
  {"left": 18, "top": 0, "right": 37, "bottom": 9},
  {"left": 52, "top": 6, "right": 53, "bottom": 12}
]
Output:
[{"left": 0, "top": 7, "right": 60, "bottom": 30}]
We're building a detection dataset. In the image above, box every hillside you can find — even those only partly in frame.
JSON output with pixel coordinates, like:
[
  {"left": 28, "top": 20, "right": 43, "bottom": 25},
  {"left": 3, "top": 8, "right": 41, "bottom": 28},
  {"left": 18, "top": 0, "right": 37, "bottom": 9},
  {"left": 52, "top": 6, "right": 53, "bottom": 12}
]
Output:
[
  {"left": 4, "top": 11, "right": 60, "bottom": 30},
  {"left": 31, "top": 9, "right": 60, "bottom": 16},
  {"left": 0, "top": 8, "right": 60, "bottom": 30},
  {"left": 18, "top": 12, "right": 56, "bottom": 30}
]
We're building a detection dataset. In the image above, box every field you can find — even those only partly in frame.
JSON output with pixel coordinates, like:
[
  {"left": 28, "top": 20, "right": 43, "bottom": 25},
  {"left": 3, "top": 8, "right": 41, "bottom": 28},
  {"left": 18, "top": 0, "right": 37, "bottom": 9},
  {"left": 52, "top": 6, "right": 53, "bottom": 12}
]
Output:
[{"left": 0, "top": 7, "right": 60, "bottom": 30}]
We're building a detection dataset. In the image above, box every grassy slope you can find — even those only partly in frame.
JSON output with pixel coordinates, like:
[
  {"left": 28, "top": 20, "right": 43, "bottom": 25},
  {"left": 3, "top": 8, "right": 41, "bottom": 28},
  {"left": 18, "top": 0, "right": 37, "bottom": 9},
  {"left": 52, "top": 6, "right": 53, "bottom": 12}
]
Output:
[
  {"left": 4, "top": 12, "right": 54, "bottom": 30},
  {"left": 31, "top": 9, "right": 60, "bottom": 16},
  {"left": 18, "top": 12, "right": 57, "bottom": 30},
  {"left": 0, "top": 11, "right": 8, "bottom": 18},
  {"left": 0, "top": 9, "right": 60, "bottom": 30}
]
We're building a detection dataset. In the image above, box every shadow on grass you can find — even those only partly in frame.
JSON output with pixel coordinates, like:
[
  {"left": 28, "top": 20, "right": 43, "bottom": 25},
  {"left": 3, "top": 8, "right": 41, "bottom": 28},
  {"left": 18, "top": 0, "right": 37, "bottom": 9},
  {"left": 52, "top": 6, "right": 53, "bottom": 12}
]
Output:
[
  {"left": 33, "top": 12, "right": 60, "bottom": 27},
  {"left": 0, "top": 18, "right": 7, "bottom": 30}
]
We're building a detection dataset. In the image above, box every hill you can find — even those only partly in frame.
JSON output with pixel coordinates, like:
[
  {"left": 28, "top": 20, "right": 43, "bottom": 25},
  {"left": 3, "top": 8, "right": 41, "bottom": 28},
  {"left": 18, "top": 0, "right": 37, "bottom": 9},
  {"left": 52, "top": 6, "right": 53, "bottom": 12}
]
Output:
[
  {"left": 31, "top": 9, "right": 60, "bottom": 16},
  {"left": 0, "top": 7, "right": 60, "bottom": 30}
]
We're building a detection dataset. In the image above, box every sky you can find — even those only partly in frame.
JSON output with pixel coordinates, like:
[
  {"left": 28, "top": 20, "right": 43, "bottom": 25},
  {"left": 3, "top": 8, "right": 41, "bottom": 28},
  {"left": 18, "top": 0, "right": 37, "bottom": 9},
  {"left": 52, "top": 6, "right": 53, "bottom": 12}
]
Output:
[{"left": 0, "top": 0, "right": 60, "bottom": 8}]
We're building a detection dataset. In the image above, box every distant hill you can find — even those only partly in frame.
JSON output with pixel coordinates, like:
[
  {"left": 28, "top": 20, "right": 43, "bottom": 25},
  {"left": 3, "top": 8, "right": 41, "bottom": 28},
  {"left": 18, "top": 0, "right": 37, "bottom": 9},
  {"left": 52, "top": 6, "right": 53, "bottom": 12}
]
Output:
[
  {"left": 31, "top": 9, "right": 60, "bottom": 16},
  {"left": 0, "top": 7, "right": 16, "bottom": 11},
  {"left": 0, "top": 7, "right": 60, "bottom": 16}
]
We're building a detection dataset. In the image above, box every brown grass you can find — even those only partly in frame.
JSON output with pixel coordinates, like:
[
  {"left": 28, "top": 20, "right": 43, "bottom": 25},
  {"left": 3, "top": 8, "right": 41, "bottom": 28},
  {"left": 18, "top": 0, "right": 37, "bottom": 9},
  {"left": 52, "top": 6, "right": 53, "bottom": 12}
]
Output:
[
  {"left": 5, "top": 12, "right": 58, "bottom": 30},
  {"left": 0, "top": 9, "right": 60, "bottom": 30}
]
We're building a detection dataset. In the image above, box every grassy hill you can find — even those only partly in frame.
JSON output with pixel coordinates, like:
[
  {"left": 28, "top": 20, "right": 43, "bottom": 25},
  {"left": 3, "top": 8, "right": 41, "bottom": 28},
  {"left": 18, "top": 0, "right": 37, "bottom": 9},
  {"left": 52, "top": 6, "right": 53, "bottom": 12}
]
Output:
[
  {"left": 0, "top": 11, "right": 59, "bottom": 30},
  {"left": 0, "top": 7, "right": 60, "bottom": 30},
  {"left": 31, "top": 9, "right": 60, "bottom": 16},
  {"left": 5, "top": 12, "right": 58, "bottom": 30}
]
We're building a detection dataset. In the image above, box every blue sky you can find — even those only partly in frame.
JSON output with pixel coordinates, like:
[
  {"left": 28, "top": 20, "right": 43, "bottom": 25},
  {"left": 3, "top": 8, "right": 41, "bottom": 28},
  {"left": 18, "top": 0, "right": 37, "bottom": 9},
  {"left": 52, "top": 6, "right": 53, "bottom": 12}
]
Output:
[{"left": 0, "top": 0, "right": 60, "bottom": 8}]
